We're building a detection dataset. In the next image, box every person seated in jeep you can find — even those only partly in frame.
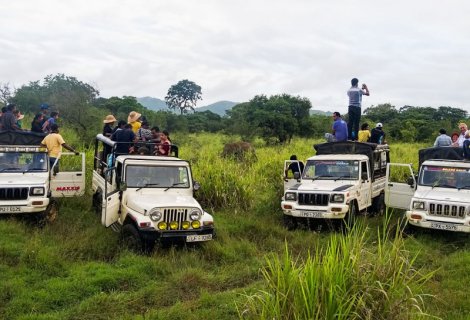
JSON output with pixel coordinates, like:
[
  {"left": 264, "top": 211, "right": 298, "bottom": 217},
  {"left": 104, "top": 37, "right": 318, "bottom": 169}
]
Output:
[{"left": 285, "top": 155, "right": 304, "bottom": 178}]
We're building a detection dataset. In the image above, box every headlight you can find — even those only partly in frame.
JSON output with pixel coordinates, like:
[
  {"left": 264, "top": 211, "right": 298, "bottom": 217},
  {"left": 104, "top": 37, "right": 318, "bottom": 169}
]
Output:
[
  {"left": 330, "top": 194, "right": 344, "bottom": 203},
  {"left": 30, "top": 187, "right": 45, "bottom": 196},
  {"left": 413, "top": 201, "right": 425, "bottom": 210},
  {"left": 285, "top": 192, "right": 297, "bottom": 201},
  {"left": 149, "top": 209, "right": 162, "bottom": 221},
  {"left": 189, "top": 209, "right": 202, "bottom": 221}
]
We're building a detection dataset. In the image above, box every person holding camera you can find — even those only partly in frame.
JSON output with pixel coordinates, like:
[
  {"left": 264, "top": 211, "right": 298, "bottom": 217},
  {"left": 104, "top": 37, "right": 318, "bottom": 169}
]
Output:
[{"left": 347, "top": 78, "right": 370, "bottom": 141}]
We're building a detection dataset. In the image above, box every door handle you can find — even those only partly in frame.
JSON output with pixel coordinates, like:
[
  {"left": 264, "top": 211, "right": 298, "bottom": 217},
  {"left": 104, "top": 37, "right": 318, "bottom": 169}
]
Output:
[{"left": 388, "top": 183, "right": 393, "bottom": 186}]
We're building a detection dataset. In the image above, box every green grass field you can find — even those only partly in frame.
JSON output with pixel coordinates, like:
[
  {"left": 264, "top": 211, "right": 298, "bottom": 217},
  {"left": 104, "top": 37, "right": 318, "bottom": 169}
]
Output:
[{"left": 1, "top": 133, "right": 469, "bottom": 319}]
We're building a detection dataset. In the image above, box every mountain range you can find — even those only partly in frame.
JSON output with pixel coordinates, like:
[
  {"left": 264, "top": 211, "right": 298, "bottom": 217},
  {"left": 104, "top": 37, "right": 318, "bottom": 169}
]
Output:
[{"left": 137, "top": 97, "right": 331, "bottom": 116}]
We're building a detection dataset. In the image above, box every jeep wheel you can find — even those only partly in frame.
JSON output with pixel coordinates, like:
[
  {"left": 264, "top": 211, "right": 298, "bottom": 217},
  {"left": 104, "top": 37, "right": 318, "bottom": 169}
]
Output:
[
  {"left": 120, "top": 224, "right": 154, "bottom": 253},
  {"left": 38, "top": 200, "right": 58, "bottom": 226},
  {"left": 283, "top": 215, "right": 297, "bottom": 230},
  {"left": 373, "top": 194, "right": 385, "bottom": 216},
  {"left": 342, "top": 202, "right": 357, "bottom": 231}
]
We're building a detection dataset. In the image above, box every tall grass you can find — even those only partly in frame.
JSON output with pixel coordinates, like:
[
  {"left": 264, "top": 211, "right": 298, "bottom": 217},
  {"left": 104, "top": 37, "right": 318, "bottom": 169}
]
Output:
[{"left": 240, "top": 219, "right": 435, "bottom": 320}]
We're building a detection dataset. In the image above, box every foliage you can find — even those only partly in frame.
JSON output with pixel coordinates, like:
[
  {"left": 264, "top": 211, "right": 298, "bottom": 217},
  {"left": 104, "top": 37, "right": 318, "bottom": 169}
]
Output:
[
  {"left": 165, "top": 79, "right": 202, "bottom": 115},
  {"left": 227, "top": 94, "right": 313, "bottom": 143},
  {"left": 240, "top": 220, "right": 434, "bottom": 320},
  {"left": 0, "top": 82, "right": 12, "bottom": 104}
]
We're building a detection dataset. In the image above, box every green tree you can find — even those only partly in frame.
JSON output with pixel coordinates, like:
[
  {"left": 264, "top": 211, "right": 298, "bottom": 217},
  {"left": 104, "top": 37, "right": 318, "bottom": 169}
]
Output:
[
  {"left": 227, "top": 94, "right": 313, "bottom": 143},
  {"left": 363, "top": 103, "right": 398, "bottom": 123},
  {"left": 165, "top": 79, "right": 202, "bottom": 115}
]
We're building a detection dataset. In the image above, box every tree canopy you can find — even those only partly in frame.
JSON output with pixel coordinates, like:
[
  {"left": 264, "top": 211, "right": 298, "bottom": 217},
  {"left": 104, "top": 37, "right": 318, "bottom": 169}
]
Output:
[{"left": 165, "top": 79, "right": 202, "bottom": 115}]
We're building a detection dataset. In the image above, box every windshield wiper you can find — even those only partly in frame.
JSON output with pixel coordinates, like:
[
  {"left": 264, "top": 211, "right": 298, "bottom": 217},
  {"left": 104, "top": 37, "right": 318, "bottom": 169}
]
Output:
[
  {"left": 164, "top": 182, "right": 187, "bottom": 191},
  {"left": 0, "top": 167, "right": 21, "bottom": 172},
  {"left": 22, "top": 168, "right": 45, "bottom": 174},
  {"left": 334, "top": 175, "right": 352, "bottom": 181},
  {"left": 136, "top": 183, "right": 159, "bottom": 191}
]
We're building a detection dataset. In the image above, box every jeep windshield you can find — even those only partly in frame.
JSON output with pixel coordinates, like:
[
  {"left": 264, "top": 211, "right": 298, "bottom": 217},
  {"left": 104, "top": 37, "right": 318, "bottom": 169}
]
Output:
[
  {"left": 125, "top": 165, "right": 190, "bottom": 189},
  {"left": 0, "top": 152, "right": 48, "bottom": 173},
  {"left": 419, "top": 165, "right": 470, "bottom": 189},
  {"left": 302, "top": 160, "right": 359, "bottom": 180}
]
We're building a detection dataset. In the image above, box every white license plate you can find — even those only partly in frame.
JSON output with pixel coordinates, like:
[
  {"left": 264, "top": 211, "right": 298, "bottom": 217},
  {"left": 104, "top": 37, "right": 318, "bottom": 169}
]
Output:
[
  {"left": 300, "top": 211, "right": 323, "bottom": 218},
  {"left": 186, "top": 234, "right": 213, "bottom": 242},
  {"left": 430, "top": 222, "right": 458, "bottom": 231},
  {"left": 0, "top": 206, "right": 21, "bottom": 213}
]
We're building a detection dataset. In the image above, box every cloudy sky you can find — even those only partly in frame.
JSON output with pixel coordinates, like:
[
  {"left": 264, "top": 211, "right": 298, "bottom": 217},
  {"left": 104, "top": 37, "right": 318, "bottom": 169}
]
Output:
[{"left": 1, "top": 0, "right": 470, "bottom": 113}]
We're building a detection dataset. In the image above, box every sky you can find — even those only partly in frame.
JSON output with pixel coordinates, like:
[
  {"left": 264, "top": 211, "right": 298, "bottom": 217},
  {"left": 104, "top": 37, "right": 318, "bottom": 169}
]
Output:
[{"left": 1, "top": 0, "right": 470, "bottom": 114}]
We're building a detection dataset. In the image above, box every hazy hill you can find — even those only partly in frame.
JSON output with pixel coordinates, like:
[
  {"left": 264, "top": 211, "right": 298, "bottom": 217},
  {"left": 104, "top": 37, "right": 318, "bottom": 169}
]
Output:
[
  {"left": 137, "top": 97, "right": 239, "bottom": 116},
  {"left": 195, "top": 101, "right": 239, "bottom": 116},
  {"left": 137, "top": 96, "right": 330, "bottom": 116}
]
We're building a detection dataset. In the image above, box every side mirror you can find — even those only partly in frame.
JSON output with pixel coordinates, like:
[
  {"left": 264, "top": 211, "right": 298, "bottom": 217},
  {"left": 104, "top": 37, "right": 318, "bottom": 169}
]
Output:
[
  {"left": 361, "top": 172, "right": 368, "bottom": 181},
  {"left": 293, "top": 172, "right": 301, "bottom": 180},
  {"left": 119, "top": 182, "right": 127, "bottom": 191},
  {"left": 193, "top": 181, "right": 201, "bottom": 191}
]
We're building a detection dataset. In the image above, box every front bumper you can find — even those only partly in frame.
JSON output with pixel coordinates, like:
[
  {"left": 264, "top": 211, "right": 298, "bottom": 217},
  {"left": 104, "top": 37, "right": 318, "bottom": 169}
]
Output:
[
  {"left": 406, "top": 210, "right": 470, "bottom": 233},
  {"left": 139, "top": 226, "right": 215, "bottom": 242},
  {"left": 281, "top": 201, "right": 349, "bottom": 219},
  {"left": 0, "top": 198, "right": 50, "bottom": 215}
]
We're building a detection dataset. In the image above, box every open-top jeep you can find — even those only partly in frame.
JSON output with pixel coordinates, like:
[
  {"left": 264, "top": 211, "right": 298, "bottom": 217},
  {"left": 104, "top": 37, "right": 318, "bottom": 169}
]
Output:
[
  {"left": 92, "top": 134, "right": 214, "bottom": 251},
  {"left": 282, "top": 141, "right": 390, "bottom": 229},
  {"left": 386, "top": 147, "right": 470, "bottom": 233},
  {"left": 0, "top": 130, "right": 85, "bottom": 224}
]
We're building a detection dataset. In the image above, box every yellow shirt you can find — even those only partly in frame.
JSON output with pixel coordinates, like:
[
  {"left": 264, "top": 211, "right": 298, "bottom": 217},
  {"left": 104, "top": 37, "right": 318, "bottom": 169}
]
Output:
[
  {"left": 41, "top": 133, "right": 65, "bottom": 158},
  {"left": 358, "top": 130, "right": 371, "bottom": 142},
  {"left": 129, "top": 121, "right": 141, "bottom": 133}
]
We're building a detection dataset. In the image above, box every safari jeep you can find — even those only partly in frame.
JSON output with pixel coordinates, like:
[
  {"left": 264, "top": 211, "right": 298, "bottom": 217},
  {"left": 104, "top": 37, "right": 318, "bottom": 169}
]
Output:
[
  {"left": 385, "top": 147, "right": 470, "bottom": 233},
  {"left": 282, "top": 141, "right": 390, "bottom": 229},
  {"left": 0, "top": 131, "right": 85, "bottom": 224},
  {"left": 92, "top": 134, "right": 215, "bottom": 251}
]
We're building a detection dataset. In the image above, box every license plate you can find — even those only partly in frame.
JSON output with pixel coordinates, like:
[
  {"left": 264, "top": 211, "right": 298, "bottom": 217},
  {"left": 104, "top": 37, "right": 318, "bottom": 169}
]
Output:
[
  {"left": 0, "top": 206, "right": 21, "bottom": 213},
  {"left": 186, "top": 234, "right": 213, "bottom": 242},
  {"left": 430, "top": 222, "right": 458, "bottom": 231},
  {"left": 300, "top": 211, "right": 323, "bottom": 218}
]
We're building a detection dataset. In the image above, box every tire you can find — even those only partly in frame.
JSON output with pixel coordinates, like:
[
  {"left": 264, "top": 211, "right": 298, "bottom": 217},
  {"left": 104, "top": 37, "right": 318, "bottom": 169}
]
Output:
[
  {"left": 38, "top": 200, "right": 58, "bottom": 226},
  {"left": 120, "top": 223, "right": 154, "bottom": 253},
  {"left": 283, "top": 215, "right": 297, "bottom": 231},
  {"left": 372, "top": 194, "right": 385, "bottom": 216},
  {"left": 342, "top": 202, "right": 357, "bottom": 231}
]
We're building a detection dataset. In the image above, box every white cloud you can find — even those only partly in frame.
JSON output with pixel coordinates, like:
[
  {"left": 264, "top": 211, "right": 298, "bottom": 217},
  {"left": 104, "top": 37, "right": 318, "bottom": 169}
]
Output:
[{"left": 1, "top": 0, "right": 470, "bottom": 114}]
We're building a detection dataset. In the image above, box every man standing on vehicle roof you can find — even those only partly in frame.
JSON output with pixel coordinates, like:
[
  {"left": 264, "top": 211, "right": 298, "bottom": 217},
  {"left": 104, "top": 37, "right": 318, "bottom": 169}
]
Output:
[
  {"left": 347, "top": 78, "right": 370, "bottom": 141},
  {"left": 41, "top": 124, "right": 79, "bottom": 174}
]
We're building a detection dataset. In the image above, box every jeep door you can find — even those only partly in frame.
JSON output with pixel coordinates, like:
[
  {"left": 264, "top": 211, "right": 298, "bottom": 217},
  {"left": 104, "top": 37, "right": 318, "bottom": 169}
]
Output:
[
  {"left": 358, "top": 160, "right": 371, "bottom": 210},
  {"left": 385, "top": 163, "right": 415, "bottom": 210},
  {"left": 51, "top": 152, "right": 86, "bottom": 197},
  {"left": 284, "top": 160, "right": 303, "bottom": 193},
  {"left": 102, "top": 167, "right": 120, "bottom": 227}
]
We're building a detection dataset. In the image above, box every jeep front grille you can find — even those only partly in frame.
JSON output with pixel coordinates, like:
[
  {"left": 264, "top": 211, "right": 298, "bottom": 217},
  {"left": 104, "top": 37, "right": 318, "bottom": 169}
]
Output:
[
  {"left": 163, "top": 208, "right": 189, "bottom": 230},
  {"left": 298, "top": 193, "right": 329, "bottom": 206},
  {"left": 429, "top": 203, "right": 466, "bottom": 219},
  {"left": 0, "top": 187, "right": 29, "bottom": 200}
]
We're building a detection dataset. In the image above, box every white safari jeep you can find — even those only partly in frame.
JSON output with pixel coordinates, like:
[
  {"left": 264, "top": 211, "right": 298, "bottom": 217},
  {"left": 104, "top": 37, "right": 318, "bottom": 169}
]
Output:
[
  {"left": 386, "top": 147, "right": 470, "bottom": 233},
  {"left": 282, "top": 142, "right": 390, "bottom": 229},
  {"left": 0, "top": 131, "right": 85, "bottom": 223},
  {"left": 92, "top": 134, "right": 214, "bottom": 251}
]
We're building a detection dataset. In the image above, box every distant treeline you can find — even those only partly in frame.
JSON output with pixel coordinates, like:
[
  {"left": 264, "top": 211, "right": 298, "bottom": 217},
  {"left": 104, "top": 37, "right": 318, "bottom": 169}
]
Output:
[{"left": 5, "top": 74, "right": 469, "bottom": 145}]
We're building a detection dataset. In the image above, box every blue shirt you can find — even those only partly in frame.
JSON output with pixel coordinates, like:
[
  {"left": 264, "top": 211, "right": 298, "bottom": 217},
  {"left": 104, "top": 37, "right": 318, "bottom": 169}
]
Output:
[
  {"left": 347, "top": 87, "right": 363, "bottom": 107},
  {"left": 333, "top": 118, "right": 348, "bottom": 141}
]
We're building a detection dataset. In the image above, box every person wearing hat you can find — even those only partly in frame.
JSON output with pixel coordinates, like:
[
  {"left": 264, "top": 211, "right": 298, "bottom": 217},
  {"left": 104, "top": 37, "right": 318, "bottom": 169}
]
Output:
[
  {"left": 433, "top": 128, "right": 452, "bottom": 147},
  {"left": 39, "top": 103, "right": 50, "bottom": 126},
  {"left": 102, "top": 115, "right": 117, "bottom": 138},
  {"left": 127, "top": 111, "right": 142, "bottom": 133},
  {"left": 370, "top": 123, "right": 386, "bottom": 144}
]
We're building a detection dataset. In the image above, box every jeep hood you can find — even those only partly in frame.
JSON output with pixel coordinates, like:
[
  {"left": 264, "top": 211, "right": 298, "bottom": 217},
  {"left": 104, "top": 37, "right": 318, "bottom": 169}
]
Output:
[
  {"left": 291, "top": 180, "right": 356, "bottom": 192},
  {"left": 415, "top": 188, "right": 470, "bottom": 204},
  {"left": 125, "top": 193, "right": 201, "bottom": 213},
  {"left": 0, "top": 174, "right": 48, "bottom": 186}
]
